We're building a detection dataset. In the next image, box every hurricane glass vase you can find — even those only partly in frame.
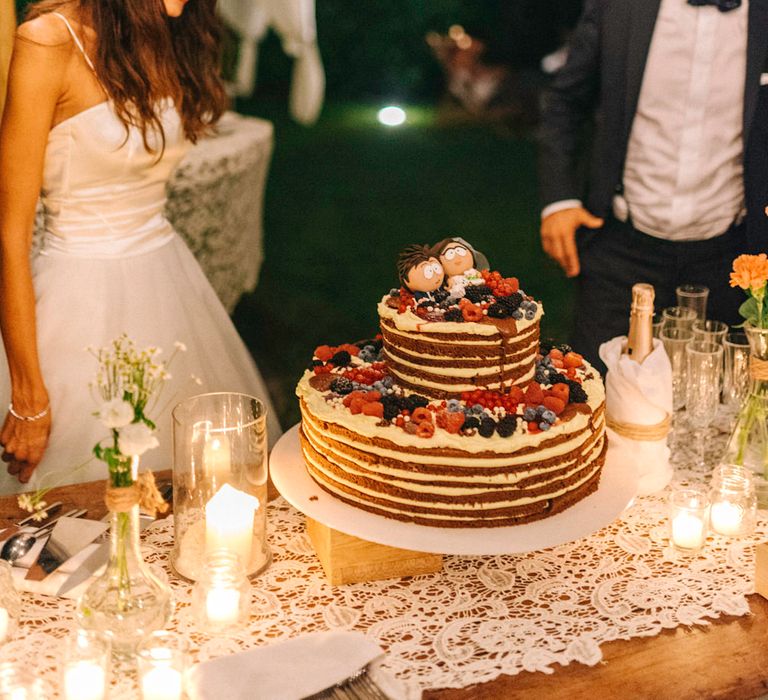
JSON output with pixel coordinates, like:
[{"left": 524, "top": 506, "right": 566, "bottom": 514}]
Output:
[
  {"left": 723, "top": 324, "right": 768, "bottom": 505},
  {"left": 76, "top": 457, "right": 172, "bottom": 656}
]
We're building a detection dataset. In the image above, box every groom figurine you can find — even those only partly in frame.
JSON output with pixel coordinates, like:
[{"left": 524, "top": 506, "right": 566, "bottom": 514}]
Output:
[{"left": 537, "top": 0, "right": 768, "bottom": 371}]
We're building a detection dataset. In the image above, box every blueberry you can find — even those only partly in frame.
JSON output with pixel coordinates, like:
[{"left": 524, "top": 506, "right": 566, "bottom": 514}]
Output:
[
  {"left": 472, "top": 403, "right": 484, "bottom": 414},
  {"left": 512, "top": 309, "right": 523, "bottom": 320},
  {"left": 525, "top": 309, "right": 536, "bottom": 320},
  {"left": 382, "top": 376, "right": 394, "bottom": 388},
  {"left": 446, "top": 399, "right": 462, "bottom": 413},
  {"left": 542, "top": 410, "right": 557, "bottom": 424},
  {"left": 523, "top": 407, "right": 536, "bottom": 421},
  {"left": 538, "top": 422, "right": 551, "bottom": 431},
  {"left": 536, "top": 405, "right": 547, "bottom": 417}
]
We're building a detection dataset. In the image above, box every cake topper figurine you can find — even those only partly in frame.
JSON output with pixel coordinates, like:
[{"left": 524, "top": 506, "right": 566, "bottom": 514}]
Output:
[
  {"left": 397, "top": 244, "right": 445, "bottom": 300},
  {"left": 433, "top": 237, "right": 487, "bottom": 297}
]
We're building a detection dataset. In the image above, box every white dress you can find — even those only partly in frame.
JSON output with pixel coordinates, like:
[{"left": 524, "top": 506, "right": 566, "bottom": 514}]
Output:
[{"left": 0, "top": 53, "right": 281, "bottom": 494}]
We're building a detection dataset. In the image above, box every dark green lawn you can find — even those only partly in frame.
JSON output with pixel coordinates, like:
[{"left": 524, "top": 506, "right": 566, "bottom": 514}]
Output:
[{"left": 232, "top": 100, "right": 575, "bottom": 430}]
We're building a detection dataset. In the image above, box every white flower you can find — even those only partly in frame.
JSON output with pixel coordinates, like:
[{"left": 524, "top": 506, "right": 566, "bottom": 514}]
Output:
[
  {"left": 174, "top": 341, "right": 187, "bottom": 352},
  {"left": 99, "top": 398, "right": 135, "bottom": 429},
  {"left": 118, "top": 422, "right": 159, "bottom": 456}
]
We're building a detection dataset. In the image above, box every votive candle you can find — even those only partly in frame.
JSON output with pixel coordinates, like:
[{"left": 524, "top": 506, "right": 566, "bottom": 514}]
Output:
[
  {"left": 64, "top": 660, "right": 106, "bottom": 700},
  {"left": 668, "top": 486, "right": 709, "bottom": 552},
  {"left": 141, "top": 664, "right": 183, "bottom": 700}
]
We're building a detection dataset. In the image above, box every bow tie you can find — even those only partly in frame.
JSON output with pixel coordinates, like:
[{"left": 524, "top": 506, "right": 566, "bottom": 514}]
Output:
[{"left": 687, "top": 0, "right": 741, "bottom": 12}]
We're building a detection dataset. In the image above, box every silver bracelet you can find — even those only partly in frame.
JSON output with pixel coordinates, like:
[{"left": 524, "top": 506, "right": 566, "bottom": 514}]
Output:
[{"left": 8, "top": 402, "right": 50, "bottom": 422}]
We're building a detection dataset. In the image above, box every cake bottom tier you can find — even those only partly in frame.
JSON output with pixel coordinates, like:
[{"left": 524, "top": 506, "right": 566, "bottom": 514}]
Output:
[{"left": 298, "top": 412, "right": 607, "bottom": 528}]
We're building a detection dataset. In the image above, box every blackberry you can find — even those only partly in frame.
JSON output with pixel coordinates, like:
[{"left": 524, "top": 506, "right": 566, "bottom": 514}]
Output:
[
  {"left": 496, "top": 415, "right": 518, "bottom": 438},
  {"left": 539, "top": 339, "right": 554, "bottom": 355},
  {"left": 310, "top": 359, "right": 323, "bottom": 368},
  {"left": 443, "top": 308, "right": 464, "bottom": 322},
  {"left": 380, "top": 396, "right": 402, "bottom": 421},
  {"left": 432, "top": 288, "right": 450, "bottom": 303},
  {"left": 462, "top": 416, "right": 480, "bottom": 431},
  {"left": 486, "top": 304, "right": 509, "bottom": 319},
  {"left": 464, "top": 285, "right": 492, "bottom": 303},
  {"left": 329, "top": 377, "right": 354, "bottom": 395},
  {"left": 534, "top": 367, "right": 549, "bottom": 384},
  {"left": 567, "top": 380, "right": 588, "bottom": 403},
  {"left": 550, "top": 372, "right": 570, "bottom": 386},
  {"left": 330, "top": 350, "right": 351, "bottom": 367},
  {"left": 497, "top": 292, "right": 523, "bottom": 312},
  {"left": 556, "top": 343, "right": 573, "bottom": 355},
  {"left": 403, "top": 394, "right": 429, "bottom": 412},
  {"left": 478, "top": 417, "right": 496, "bottom": 438}
]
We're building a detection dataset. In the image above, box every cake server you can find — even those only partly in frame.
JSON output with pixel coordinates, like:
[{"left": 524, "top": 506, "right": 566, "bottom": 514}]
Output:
[{"left": 24, "top": 516, "right": 108, "bottom": 581}]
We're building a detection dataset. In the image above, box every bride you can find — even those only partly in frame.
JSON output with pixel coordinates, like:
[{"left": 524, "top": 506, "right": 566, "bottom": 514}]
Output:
[{"left": 0, "top": 0, "right": 281, "bottom": 493}]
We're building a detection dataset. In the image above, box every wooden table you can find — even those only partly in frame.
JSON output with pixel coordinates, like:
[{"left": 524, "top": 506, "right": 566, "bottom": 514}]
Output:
[{"left": 2, "top": 475, "right": 767, "bottom": 700}]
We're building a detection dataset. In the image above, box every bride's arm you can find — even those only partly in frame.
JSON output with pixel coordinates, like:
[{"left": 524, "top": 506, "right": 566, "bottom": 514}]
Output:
[{"left": 0, "top": 20, "right": 69, "bottom": 482}]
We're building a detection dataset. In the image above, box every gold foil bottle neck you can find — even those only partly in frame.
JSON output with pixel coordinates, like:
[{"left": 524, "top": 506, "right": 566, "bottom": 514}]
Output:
[{"left": 626, "top": 283, "right": 655, "bottom": 364}]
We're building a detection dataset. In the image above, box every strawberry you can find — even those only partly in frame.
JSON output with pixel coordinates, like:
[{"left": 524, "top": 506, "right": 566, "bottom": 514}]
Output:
[
  {"left": 564, "top": 352, "right": 584, "bottom": 368},
  {"left": 445, "top": 412, "right": 465, "bottom": 434},
  {"left": 314, "top": 345, "right": 335, "bottom": 362}
]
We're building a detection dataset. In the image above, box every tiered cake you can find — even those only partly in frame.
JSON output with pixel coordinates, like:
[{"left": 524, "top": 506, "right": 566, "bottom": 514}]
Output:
[{"left": 296, "top": 239, "right": 606, "bottom": 527}]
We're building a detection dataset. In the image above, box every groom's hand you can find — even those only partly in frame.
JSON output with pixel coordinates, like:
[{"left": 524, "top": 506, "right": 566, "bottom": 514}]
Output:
[{"left": 540, "top": 207, "right": 604, "bottom": 278}]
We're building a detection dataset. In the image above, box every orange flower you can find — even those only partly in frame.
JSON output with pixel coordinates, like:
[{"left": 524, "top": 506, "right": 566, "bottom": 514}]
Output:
[{"left": 730, "top": 254, "right": 768, "bottom": 292}]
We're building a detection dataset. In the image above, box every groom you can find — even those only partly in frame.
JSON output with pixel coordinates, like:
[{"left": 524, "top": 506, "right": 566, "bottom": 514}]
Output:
[{"left": 537, "top": 0, "right": 768, "bottom": 371}]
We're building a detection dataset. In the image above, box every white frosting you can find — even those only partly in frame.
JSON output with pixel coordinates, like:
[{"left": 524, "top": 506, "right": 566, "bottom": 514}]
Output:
[
  {"left": 378, "top": 297, "right": 543, "bottom": 337},
  {"left": 386, "top": 364, "right": 536, "bottom": 393}
]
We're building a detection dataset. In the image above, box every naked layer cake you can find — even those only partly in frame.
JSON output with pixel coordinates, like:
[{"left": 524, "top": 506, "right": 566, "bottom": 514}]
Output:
[{"left": 296, "top": 239, "right": 607, "bottom": 528}]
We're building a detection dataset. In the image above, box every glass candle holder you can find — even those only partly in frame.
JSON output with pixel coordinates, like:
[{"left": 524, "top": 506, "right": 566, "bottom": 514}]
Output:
[
  {"left": 0, "top": 561, "right": 20, "bottom": 644},
  {"left": 137, "top": 631, "right": 189, "bottom": 700},
  {"left": 709, "top": 465, "right": 756, "bottom": 537},
  {"left": 61, "top": 630, "right": 110, "bottom": 700},
  {"left": 171, "top": 392, "right": 271, "bottom": 581},
  {"left": 191, "top": 549, "right": 251, "bottom": 634},
  {"left": 669, "top": 486, "right": 709, "bottom": 552}
]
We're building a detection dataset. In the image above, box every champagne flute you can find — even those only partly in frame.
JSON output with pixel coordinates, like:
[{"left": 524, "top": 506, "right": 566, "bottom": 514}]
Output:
[
  {"left": 692, "top": 319, "right": 728, "bottom": 344},
  {"left": 685, "top": 340, "right": 724, "bottom": 469},
  {"left": 662, "top": 306, "right": 697, "bottom": 332},
  {"left": 661, "top": 326, "right": 694, "bottom": 455},
  {"left": 676, "top": 284, "right": 709, "bottom": 320}
]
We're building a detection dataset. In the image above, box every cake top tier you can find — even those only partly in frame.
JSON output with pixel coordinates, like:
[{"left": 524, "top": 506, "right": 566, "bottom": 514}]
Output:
[{"left": 386, "top": 237, "right": 542, "bottom": 328}]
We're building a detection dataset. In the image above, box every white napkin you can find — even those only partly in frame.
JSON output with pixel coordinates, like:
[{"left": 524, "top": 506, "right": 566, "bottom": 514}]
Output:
[
  {"left": 4, "top": 537, "right": 102, "bottom": 599},
  {"left": 188, "top": 631, "right": 403, "bottom": 700},
  {"left": 599, "top": 336, "right": 673, "bottom": 495}
]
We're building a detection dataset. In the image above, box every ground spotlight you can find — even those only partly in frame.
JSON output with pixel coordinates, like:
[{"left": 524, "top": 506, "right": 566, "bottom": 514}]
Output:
[{"left": 377, "top": 106, "right": 406, "bottom": 127}]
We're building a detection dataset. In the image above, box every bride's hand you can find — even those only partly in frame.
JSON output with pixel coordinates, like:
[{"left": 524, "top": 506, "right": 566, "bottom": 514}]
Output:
[{"left": 0, "top": 410, "right": 52, "bottom": 483}]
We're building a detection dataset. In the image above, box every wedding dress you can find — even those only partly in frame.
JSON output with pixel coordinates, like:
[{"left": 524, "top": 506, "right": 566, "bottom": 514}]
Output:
[{"left": 0, "top": 16, "right": 281, "bottom": 494}]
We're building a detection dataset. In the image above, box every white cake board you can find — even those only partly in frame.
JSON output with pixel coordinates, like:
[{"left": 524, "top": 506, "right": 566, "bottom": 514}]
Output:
[{"left": 271, "top": 424, "right": 636, "bottom": 556}]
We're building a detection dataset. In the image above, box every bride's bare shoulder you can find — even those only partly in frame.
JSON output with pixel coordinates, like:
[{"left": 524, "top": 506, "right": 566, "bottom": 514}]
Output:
[{"left": 16, "top": 13, "right": 75, "bottom": 47}]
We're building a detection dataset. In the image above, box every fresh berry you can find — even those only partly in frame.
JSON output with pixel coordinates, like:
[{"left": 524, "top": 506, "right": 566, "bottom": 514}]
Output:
[
  {"left": 462, "top": 415, "right": 480, "bottom": 431},
  {"left": 478, "top": 417, "right": 496, "bottom": 438},
  {"left": 461, "top": 304, "right": 484, "bottom": 322},
  {"left": 314, "top": 345, "right": 335, "bottom": 362},
  {"left": 443, "top": 308, "right": 464, "bottom": 322},
  {"left": 524, "top": 382, "right": 545, "bottom": 405},
  {"left": 329, "top": 377, "right": 354, "bottom": 395},
  {"left": 496, "top": 415, "right": 518, "bottom": 437},
  {"left": 542, "top": 396, "right": 566, "bottom": 415},
  {"left": 403, "top": 395, "right": 429, "bottom": 412},
  {"left": 362, "top": 402, "right": 384, "bottom": 418},
  {"left": 523, "top": 407, "right": 537, "bottom": 422},
  {"left": 432, "top": 288, "right": 450, "bottom": 303},
  {"left": 541, "top": 409, "right": 557, "bottom": 424},
  {"left": 549, "top": 383, "right": 570, "bottom": 402},
  {"left": 564, "top": 352, "right": 584, "bottom": 369},
  {"left": 567, "top": 381, "right": 588, "bottom": 404},
  {"left": 486, "top": 304, "right": 509, "bottom": 319},
  {"left": 463, "top": 285, "right": 492, "bottom": 303},
  {"left": 444, "top": 411, "right": 465, "bottom": 434},
  {"left": 416, "top": 421, "right": 435, "bottom": 438},
  {"left": 539, "top": 421, "right": 551, "bottom": 431},
  {"left": 349, "top": 397, "right": 367, "bottom": 414},
  {"left": 412, "top": 407, "right": 433, "bottom": 424}
]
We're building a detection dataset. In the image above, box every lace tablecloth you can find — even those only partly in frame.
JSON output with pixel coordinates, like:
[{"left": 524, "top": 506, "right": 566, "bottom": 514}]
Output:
[
  {"left": 2, "top": 427, "right": 764, "bottom": 699},
  {"left": 33, "top": 111, "right": 273, "bottom": 313}
]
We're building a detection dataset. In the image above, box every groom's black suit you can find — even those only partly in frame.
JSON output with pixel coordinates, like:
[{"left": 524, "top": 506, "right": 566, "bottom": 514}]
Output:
[{"left": 538, "top": 0, "right": 768, "bottom": 368}]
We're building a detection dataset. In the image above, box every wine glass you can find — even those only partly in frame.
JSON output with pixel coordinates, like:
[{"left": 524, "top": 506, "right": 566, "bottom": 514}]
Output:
[
  {"left": 661, "top": 326, "right": 694, "bottom": 455},
  {"left": 685, "top": 340, "right": 723, "bottom": 469},
  {"left": 692, "top": 319, "right": 728, "bottom": 344},
  {"left": 661, "top": 306, "right": 697, "bottom": 332}
]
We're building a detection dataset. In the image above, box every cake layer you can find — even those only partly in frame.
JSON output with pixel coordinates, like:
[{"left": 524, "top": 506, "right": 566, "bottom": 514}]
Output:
[{"left": 379, "top": 301, "right": 541, "bottom": 399}]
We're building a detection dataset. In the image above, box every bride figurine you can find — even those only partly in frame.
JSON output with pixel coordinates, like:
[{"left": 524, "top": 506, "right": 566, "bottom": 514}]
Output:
[{"left": 0, "top": 0, "right": 281, "bottom": 493}]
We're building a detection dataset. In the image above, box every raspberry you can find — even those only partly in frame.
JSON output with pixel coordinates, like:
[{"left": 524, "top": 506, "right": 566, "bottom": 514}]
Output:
[
  {"left": 364, "top": 391, "right": 382, "bottom": 402},
  {"left": 416, "top": 421, "right": 435, "bottom": 438},
  {"left": 543, "top": 396, "right": 566, "bottom": 415},
  {"left": 362, "top": 401, "right": 384, "bottom": 418},
  {"left": 412, "top": 407, "right": 433, "bottom": 424},
  {"left": 444, "top": 412, "right": 465, "bottom": 434},
  {"left": 461, "top": 304, "right": 484, "bottom": 322},
  {"left": 549, "top": 348, "right": 564, "bottom": 361},
  {"left": 342, "top": 390, "right": 367, "bottom": 407},
  {"left": 349, "top": 397, "right": 367, "bottom": 414},
  {"left": 549, "top": 383, "right": 570, "bottom": 403},
  {"left": 524, "top": 382, "right": 545, "bottom": 405}
]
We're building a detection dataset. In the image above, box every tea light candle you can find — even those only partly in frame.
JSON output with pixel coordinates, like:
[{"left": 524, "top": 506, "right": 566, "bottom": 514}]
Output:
[
  {"left": 671, "top": 511, "right": 706, "bottom": 549},
  {"left": 710, "top": 501, "right": 743, "bottom": 536},
  {"left": 205, "top": 484, "right": 259, "bottom": 566},
  {"left": 64, "top": 661, "right": 106, "bottom": 700},
  {"left": 206, "top": 586, "right": 241, "bottom": 625},
  {"left": 141, "top": 664, "right": 183, "bottom": 700}
]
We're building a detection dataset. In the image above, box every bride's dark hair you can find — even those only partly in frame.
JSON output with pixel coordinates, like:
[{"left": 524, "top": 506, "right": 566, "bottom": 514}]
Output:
[{"left": 27, "top": 0, "right": 228, "bottom": 148}]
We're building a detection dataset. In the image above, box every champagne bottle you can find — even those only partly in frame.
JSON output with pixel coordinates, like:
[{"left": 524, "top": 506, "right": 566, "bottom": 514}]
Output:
[{"left": 625, "top": 283, "right": 655, "bottom": 364}]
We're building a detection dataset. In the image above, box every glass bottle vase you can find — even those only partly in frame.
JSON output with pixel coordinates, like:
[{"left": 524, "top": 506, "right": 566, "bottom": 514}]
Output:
[
  {"left": 723, "top": 324, "right": 768, "bottom": 506},
  {"left": 76, "top": 458, "right": 173, "bottom": 656}
]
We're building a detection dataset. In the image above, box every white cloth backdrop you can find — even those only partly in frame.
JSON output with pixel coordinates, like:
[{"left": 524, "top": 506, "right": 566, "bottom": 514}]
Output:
[{"left": 219, "top": 0, "right": 325, "bottom": 125}]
